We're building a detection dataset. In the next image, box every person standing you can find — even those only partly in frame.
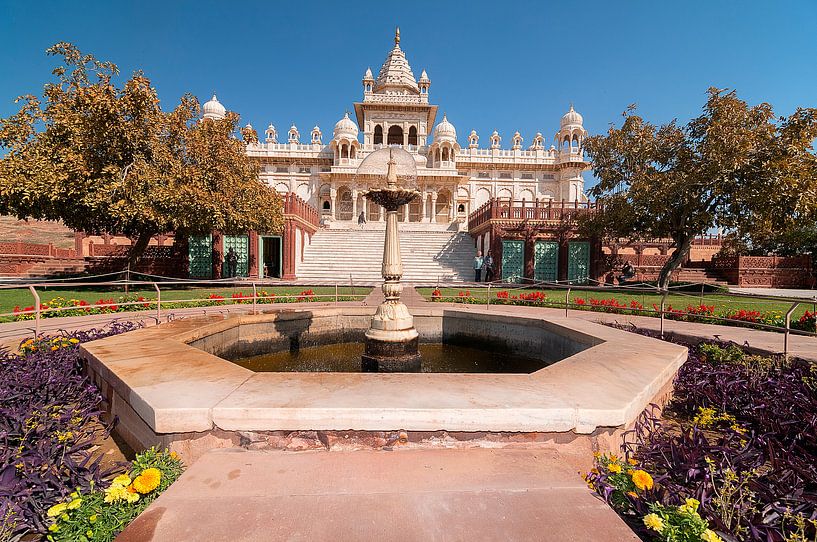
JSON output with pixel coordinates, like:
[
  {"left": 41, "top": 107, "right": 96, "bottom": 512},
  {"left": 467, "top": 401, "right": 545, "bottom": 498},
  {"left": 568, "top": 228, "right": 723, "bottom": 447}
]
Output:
[
  {"left": 473, "top": 250, "right": 484, "bottom": 282},
  {"left": 483, "top": 251, "right": 495, "bottom": 282},
  {"left": 226, "top": 248, "right": 238, "bottom": 278},
  {"left": 358, "top": 211, "right": 366, "bottom": 228}
]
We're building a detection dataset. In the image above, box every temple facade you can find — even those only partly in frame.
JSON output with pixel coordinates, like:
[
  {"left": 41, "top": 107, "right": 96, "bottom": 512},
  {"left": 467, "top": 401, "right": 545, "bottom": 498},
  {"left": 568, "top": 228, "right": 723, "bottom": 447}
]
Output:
[{"left": 205, "top": 28, "right": 590, "bottom": 228}]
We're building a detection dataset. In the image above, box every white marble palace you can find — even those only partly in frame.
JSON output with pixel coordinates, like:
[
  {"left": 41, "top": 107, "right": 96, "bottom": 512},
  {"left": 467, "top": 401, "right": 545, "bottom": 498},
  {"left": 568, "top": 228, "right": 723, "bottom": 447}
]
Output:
[{"left": 204, "top": 28, "right": 589, "bottom": 228}]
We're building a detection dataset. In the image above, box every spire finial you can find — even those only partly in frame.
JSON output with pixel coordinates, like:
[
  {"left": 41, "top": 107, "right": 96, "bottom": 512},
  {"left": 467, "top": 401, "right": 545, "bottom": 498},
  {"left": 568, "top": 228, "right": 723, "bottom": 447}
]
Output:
[
  {"left": 569, "top": 102, "right": 574, "bottom": 111},
  {"left": 395, "top": 26, "right": 400, "bottom": 46}
]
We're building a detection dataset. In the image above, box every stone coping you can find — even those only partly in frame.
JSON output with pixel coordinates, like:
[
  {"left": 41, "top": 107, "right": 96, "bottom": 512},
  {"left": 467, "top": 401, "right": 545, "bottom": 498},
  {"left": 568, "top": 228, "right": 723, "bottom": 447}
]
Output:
[{"left": 80, "top": 307, "right": 687, "bottom": 436}]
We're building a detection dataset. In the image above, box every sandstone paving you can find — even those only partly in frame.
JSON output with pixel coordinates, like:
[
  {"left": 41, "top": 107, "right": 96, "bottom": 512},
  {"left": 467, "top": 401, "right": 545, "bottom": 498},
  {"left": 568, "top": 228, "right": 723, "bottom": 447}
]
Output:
[{"left": 116, "top": 448, "right": 639, "bottom": 542}]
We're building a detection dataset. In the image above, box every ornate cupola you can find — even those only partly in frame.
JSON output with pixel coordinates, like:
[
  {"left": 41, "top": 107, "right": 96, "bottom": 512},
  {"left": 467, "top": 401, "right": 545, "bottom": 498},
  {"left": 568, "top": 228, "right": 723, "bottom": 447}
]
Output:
[
  {"left": 418, "top": 69, "right": 430, "bottom": 102},
  {"left": 333, "top": 112, "right": 359, "bottom": 141},
  {"left": 490, "top": 130, "right": 501, "bottom": 149},
  {"left": 202, "top": 94, "right": 226, "bottom": 120},
  {"left": 265, "top": 124, "right": 277, "bottom": 143},
  {"left": 288, "top": 124, "right": 300, "bottom": 144},
  {"left": 468, "top": 130, "right": 479, "bottom": 149},
  {"left": 512, "top": 131, "right": 523, "bottom": 150},
  {"left": 556, "top": 104, "right": 587, "bottom": 153},
  {"left": 362, "top": 67, "right": 374, "bottom": 96},
  {"left": 311, "top": 125, "right": 322, "bottom": 145}
]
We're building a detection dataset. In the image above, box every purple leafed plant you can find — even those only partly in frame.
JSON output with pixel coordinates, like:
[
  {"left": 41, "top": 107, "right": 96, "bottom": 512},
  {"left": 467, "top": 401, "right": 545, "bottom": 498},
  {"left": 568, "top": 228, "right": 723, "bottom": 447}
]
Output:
[
  {"left": 589, "top": 326, "right": 817, "bottom": 541},
  {"left": 0, "top": 321, "right": 139, "bottom": 538}
]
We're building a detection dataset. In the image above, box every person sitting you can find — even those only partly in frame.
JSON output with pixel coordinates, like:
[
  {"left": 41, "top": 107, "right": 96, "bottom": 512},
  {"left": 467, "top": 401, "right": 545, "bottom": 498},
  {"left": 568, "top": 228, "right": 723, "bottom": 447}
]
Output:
[{"left": 618, "top": 261, "right": 635, "bottom": 284}]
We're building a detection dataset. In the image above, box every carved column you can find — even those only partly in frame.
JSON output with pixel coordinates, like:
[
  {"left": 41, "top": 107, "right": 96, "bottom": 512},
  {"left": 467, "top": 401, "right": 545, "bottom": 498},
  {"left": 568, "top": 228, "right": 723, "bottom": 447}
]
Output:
[
  {"left": 248, "top": 230, "right": 259, "bottom": 278},
  {"left": 431, "top": 193, "right": 438, "bottom": 223}
]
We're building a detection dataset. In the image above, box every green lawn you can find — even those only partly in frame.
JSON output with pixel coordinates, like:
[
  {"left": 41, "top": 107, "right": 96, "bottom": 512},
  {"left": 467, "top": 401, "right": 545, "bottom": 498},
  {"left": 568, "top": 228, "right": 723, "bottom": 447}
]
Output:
[
  {"left": 417, "top": 287, "right": 817, "bottom": 321},
  {"left": 0, "top": 285, "right": 371, "bottom": 321}
]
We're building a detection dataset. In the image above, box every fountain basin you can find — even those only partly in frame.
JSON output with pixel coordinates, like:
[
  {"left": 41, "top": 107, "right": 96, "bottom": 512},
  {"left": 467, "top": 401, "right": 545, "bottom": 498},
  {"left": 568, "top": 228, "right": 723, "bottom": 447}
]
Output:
[{"left": 79, "top": 306, "right": 687, "bottom": 463}]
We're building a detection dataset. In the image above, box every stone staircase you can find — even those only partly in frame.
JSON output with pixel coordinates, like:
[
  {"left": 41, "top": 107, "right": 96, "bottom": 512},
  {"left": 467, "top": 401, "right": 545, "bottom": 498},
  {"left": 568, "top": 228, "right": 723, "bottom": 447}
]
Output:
[
  {"left": 298, "top": 226, "right": 475, "bottom": 283},
  {"left": 674, "top": 267, "right": 730, "bottom": 287}
]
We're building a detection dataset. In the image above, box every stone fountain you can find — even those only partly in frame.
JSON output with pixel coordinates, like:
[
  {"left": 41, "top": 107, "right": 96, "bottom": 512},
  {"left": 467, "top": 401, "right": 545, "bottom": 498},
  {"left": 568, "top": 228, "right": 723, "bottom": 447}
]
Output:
[{"left": 361, "top": 149, "right": 422, "bottom": 372}]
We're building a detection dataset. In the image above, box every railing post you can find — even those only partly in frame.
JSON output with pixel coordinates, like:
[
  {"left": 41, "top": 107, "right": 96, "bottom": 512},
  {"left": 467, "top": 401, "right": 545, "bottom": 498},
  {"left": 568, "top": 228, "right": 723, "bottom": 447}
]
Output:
[
  {"left": 252, "top": 282, "right": 257, "bottom": 315},
  {"left": 784, "top": 302, "right": 798, "bottom": 359},
  {"left": 565, "top": 287, "right": 570, "bottom": 317},
  {"left": 29, "top": 285, "right": 40, "bottom": 338},
  {"left": 659, "top": 289, "right": 668, "bottom": 339},
  {"left": 486, "top": 283, "right": 491, "bottom": 309},
  {"left": 153, "top": 282, "right": 161, "bottom": 321},
  {"left": 335, "top": 283, "right": 339, "bottom": 303}
]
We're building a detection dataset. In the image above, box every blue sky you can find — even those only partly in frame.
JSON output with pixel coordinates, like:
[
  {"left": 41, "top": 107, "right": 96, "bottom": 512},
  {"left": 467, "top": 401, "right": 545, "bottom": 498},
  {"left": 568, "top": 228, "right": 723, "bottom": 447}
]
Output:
[{"left": 1, "top": 0, "right": 815, "bottom": 187}]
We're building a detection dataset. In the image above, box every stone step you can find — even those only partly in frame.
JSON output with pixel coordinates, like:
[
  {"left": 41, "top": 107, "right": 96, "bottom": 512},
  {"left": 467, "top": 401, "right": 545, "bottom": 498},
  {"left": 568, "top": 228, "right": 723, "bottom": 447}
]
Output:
[{"left": 300, "top": 229, "right": 475, "bottom": 283}]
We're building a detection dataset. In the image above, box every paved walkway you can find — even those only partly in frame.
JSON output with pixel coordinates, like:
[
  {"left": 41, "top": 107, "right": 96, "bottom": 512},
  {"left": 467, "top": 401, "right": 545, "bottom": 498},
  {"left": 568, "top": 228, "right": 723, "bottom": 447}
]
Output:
[
  {"left": 729, "top": 287, "right": 817, "bottom": 300},
  {"left": 116, "top": 448, "right": 638, "bottom": 542}
]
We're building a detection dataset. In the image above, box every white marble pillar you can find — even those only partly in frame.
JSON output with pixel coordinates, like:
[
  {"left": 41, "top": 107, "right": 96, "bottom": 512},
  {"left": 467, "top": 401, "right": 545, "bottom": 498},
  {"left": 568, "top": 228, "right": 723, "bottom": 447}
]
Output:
[
  {"left": 351, "top": 189, "right": 358, "bottom": 220},
  {"left": 431, "top": 193, "right": 438, "bottom": 223}
]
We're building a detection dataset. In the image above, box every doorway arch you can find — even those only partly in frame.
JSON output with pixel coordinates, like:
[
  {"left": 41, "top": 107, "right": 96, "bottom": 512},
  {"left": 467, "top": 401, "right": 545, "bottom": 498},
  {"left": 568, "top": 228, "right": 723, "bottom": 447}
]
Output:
[{"left": 387, "top": 125, "right": 404, "bottom": 145}]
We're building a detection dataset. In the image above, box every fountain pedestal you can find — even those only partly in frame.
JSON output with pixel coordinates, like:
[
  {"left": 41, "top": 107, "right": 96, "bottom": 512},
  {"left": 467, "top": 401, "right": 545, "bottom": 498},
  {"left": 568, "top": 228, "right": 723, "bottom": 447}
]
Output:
[{"left": 362, "top": 150, "right": 422, "bottom": 372}]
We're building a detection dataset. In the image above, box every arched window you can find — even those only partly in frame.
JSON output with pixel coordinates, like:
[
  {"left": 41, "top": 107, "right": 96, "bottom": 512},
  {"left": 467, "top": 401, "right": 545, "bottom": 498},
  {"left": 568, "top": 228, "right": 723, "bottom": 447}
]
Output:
[
  {"left": 350, "top": 145, "right": 356, "bottom": 159},
  {"left": 408, "top": 126, "right": 418, "bottom": 146},
  {"left": 442, "top": 147, "right": 449, "bottom": 161},
  {"left": 373, "top": 125, "right": 383, "bottom": 145},
  {"left": 322, "top": 201, "right": 330, "bottom": 211},
  {"left": 387, "top": 125, "right": 404, "bottom": 145},
  {"left": 457, "top": 203, "right": 465, "bottom": 213},
  {"left": 341, "top": 143, "right": 348, "bottom": 158}
]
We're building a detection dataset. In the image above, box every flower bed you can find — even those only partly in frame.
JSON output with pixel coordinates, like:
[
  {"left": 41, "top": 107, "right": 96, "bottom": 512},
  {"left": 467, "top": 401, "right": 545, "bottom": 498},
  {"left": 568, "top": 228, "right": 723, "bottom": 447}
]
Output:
[
  {"left": 429, "top": 289, "right": 817, "bottom": 333},
  {"left": 11, "top": 289, "right": 343, "bottom": 321},
  {"left": 0, "top": 324, "right": 186, "bottom": 540},
  {"left": 45, "top": 448, "right": 184, "bottom": 542},
  {"left": 585, "top": 333, "right": 817, "bottom": 541}
]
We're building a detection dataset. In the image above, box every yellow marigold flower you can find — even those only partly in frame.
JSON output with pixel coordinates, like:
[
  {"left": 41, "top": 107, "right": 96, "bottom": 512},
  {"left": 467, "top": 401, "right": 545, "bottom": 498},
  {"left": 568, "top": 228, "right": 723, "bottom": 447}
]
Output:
[
  {"left": 631, "top": 470, "right": 654, "bottom": 491},
  {"left": 627, "top": 491, "right": 638, "bottom": 498},
  {"left": 627, "top": 458, "right": 638, "bottom": 466},
  {"left": 60, "top": 513, "right": 69, "bottom": 521},
  {"left": 69, "top": 338, "right": 79, "bottom": 344},
  {"left": 701, "top": 529, "right": 723, "bottom": 542},
  {"left": 67, "top": 498, "right": 82, "bottom": 510},
  {"left": 87, "top": 531, "right": 93, "bottom": 537},
  {"left": 51, "top": 346, "right": 59, "bottom": 351},
  {"left": 48, "top": 524, "right": 60, "bottom": 532},
  {"left": 170, "top": 451, "right": 179, "bottom": 460},
  {"left": 609, "top": 454, "right": 618, "bottom": 462},
  {"left": 679, "top": 497, "right": 700, "bottom": 515},
  {"left": 104, "top": 485, "right": 129, "bottom": 503},
  {"left": 608, "top": 463, "right": 622, "bottom": 474},
  {"left": 69, "top": 491, "right": 78, "bottom": 499},
  {"left": 46, "top": 503, "right": 68, "bottom": 517},
  {"left": 643, "top": 513, "right": 664, "bottom": 532},
  {"left": 112, "top": 474, "right": 132, "bottom": 487},
  {"left": 89, "top": 514, "right": 97, "bottom": 524},
  {"left": 132, "top": 468, "right": 162, "bottom": 494}
]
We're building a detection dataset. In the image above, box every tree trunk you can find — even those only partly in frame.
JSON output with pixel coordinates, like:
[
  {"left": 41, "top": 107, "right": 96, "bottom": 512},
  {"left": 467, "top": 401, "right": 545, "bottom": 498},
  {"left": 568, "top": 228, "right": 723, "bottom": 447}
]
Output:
[
  {"left": 657, "top": 234, "right": 693, "bottom": 291},
  {"left": 127, "top": 231, "right": 153, "bottom": 266}
]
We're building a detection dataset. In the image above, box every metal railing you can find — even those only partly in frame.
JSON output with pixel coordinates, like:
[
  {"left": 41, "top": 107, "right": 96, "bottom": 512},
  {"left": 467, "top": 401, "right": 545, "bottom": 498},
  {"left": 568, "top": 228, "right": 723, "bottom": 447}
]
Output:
[
  {"left": 428, "top": 276, "right": 817, "bottom": 357},
  {"left": 0, "top": 273, "right": 369, "bottom": 338}
]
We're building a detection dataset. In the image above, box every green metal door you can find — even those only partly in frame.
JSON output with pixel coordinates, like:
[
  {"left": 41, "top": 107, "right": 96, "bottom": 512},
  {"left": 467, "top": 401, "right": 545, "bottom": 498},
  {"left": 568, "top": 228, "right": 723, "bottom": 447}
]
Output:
[
  {"left": 534, "top": 241, "right": 559, "bottom": 282},
  {"left": 501, "top": 240, "right": 524, "bottom": 283},
  {"left": 222, "top": 235, "right": 249, "bottom": 277},
  {"left": 188, "top": 235, "right": 213, "bottom": 279},
  {"left": 567, "top": 241, "right": 590, "bottom": 284}
]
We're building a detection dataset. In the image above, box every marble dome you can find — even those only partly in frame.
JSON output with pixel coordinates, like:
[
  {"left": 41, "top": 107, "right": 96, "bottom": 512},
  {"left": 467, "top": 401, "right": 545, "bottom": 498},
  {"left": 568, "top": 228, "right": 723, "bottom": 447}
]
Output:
[
  {"left": 357, "top": 146, "right": 417, "bottom": 180},
  {"left": 203, "top": 94, "right": 226, "bottom": 120},
  {"left": 333, "top": 112, "right": 359, "bottom": 140}
]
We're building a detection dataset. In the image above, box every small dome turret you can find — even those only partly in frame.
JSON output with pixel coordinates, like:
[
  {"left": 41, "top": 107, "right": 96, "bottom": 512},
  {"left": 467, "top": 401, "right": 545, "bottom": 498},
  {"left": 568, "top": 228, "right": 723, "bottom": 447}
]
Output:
[
  {"left": 333, "top": 112, "right": 359, "bottom": 140},
  {"left": 560, "top": 104, "right": 584, "bottom": 128},
  {"left": 202, "top": 94, "right": 226, "bottom": 120},
  {"left": 433, "top": 114, "right": 457, "bottom": 143}
]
